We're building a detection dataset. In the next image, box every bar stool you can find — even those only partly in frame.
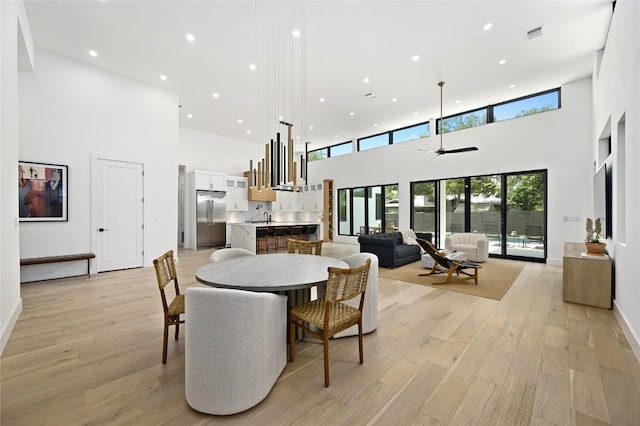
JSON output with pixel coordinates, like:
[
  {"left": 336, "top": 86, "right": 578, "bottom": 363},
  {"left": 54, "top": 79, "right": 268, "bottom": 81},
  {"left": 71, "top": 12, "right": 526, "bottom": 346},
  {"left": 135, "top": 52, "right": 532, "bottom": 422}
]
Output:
[
  {"left": 270, "top": 226, "right": 288, "bottom": 252},
  {"left": 303, "top": 225, "right": 317, "bottom": 241},
  {"left": 288, "top": 225, "right": 303, "bottom": 241},
  {"left": 256, "top": 227, "right": 268, "bottom": 253}
]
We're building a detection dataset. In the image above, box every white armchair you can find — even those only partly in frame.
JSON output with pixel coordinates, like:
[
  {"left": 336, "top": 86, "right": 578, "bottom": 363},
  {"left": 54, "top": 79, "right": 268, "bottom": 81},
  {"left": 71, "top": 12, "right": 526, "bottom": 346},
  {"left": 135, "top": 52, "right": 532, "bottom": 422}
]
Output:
[
  {"left": 334, "top": 252, "right": 378, "bottom": 338},
  {"left": 444, "top": 233, "right": 489, "bottom": 262},
  {"left": 185, "top": 287, "right": 287, "bottom": 415}
]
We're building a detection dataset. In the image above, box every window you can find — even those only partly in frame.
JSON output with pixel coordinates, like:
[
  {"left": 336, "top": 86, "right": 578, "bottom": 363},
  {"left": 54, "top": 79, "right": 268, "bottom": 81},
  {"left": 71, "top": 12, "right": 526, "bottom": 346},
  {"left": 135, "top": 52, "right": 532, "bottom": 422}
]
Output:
[
  {"left": 307, "top": 148, "right": 327, "bottom": 162},
  {"left": 358, "top": 133, "right": 390, "bottom": 151},
  {"left": 329, "top": 141, "right": 352, "bottom": 157},
  {"left": 392, "top": 122, "right": 429, "bottom": 144},
  {"left": 338, "top": 189, "right": 351, "bottom": 235},
  {"left": 438, "top": 108, "right": 487, "bottom": 134},
  {"left": 493, "top": 89, "right": 560, "bottom": 122},
  {"left": 352, "top": 188, "right": 366, "bottom": 234},
  {"left": 384, "top": 185, "right": 399, "bottom": 232},
  {"left": 338, "top": 183, "right": 398, "bottom": 235}
]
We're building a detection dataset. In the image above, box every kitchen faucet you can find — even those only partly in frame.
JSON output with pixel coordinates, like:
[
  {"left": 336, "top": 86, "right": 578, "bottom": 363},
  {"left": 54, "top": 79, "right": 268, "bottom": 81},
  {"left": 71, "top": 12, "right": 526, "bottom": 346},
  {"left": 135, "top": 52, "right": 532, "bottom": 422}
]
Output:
[{"left": 264, "top": 211, "right": 271, "bottom": 223}]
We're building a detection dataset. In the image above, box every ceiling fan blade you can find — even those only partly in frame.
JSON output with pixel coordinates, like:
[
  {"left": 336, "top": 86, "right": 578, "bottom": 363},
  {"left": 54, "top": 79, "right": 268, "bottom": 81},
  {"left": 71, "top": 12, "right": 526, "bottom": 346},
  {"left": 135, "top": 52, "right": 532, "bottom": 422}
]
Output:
[{"left": 442, "top": 146, "right": 479, "bottom": 154}]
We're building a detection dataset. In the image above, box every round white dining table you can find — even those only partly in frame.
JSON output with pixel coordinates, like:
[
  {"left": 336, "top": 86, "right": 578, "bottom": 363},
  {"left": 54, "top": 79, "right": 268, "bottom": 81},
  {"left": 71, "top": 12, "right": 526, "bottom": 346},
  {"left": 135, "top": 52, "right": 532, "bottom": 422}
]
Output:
[
  {"left": 195, "top": 253, "right": 347, "bottom": 291},
  {"left": 196, "top": 253, "right": 348, "bottom": 341}
]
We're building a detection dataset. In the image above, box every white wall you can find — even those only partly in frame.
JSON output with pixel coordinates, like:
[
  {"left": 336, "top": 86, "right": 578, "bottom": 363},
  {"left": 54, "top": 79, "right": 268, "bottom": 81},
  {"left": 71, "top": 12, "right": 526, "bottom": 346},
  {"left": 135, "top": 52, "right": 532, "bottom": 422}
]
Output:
[
  {"left": 309, "top": 78, "right": 594, "bottom": 264},
  {"left": 178, "top": 127, "right": 256, "bottom": 176},
  {"left": 18, "top": 49, "right": 179, "bottom": 279},
  {"left": 1, "top": 0, "right": 33, "bottom": 353},
  {"left": 592, "top": 1, "right": 640, "bottom": 350}
]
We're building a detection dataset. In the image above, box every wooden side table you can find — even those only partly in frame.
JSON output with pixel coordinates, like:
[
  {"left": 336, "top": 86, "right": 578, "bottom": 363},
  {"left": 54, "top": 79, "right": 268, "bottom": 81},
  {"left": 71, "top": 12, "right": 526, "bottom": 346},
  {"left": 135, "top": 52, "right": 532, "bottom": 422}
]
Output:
[{"left": 562, "top": 242, "right": 612, "bottom": 309}]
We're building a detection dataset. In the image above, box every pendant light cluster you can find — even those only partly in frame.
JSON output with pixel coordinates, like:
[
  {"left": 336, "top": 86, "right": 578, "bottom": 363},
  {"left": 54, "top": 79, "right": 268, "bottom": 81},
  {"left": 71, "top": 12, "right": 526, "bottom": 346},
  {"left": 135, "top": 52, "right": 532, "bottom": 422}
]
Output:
[{"left": 248, "top": 2, "right": 308, "bottom": 200}]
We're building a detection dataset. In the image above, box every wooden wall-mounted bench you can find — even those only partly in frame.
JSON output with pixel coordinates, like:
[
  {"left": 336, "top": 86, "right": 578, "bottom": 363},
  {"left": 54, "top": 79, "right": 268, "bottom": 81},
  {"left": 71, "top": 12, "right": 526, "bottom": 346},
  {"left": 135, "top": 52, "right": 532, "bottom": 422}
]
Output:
[{"left": 20, "top": 253, "right": 96, "bottom": 278}]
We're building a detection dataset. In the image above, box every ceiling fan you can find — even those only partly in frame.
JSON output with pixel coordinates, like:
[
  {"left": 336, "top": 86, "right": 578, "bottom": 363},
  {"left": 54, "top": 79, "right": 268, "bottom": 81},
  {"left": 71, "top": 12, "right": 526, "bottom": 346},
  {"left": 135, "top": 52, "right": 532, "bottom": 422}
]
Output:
[{"left": 423, "top": 81, "right": 479, "bottom": 156}]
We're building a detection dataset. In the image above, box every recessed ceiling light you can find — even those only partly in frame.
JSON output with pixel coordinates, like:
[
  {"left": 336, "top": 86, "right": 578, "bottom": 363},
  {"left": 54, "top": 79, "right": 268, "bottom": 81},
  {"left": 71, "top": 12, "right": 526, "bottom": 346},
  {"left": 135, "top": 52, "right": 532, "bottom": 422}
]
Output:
[
  {"left": 296, "top": 136, "right": 300, "bottom": 139},
  {"left": 88, "top": 50, "right": 98, "bottom": 57},
  {"left": 499, "top": 59, "right": 507, "bottom": 65},
  {"left": 334, "top": 134, "right": 338, "bottom": 138},
  {"left": 212, "top": 92, "right": 220, "bottom": 98},
  {"left": 349, "top": 112, "right": 355, "bottom": 116},
  {"left": 186, "top": 33, "right": 195, "bottom": 42},
  {"left": 373, "top": 123, "right": 378, "bottom": 127},
  {"left": 292, "top": 29, "right": 301, "bottom": 38},
  {"left": 509, "top": 84, "right": 516, "bottom": 88},
  {"left": 237, "top": 119, "right": 243, "bottom": 123},
  {"left": 363, "top": 77, "right": 370, "bottom": 83},
  {"left": 319, "top": 97, "right": 325, "bottom": 102},
  {"left": 456, "top": 99, "right": 461, "bottom": 104},
  {"left": 483, "top": 23, "right": 493, "bottom": 31},
  {"left": 413, "top": 112, "right": 419, "bottom": 116},
  {"left": 391, "top": 97, "right": 398, "bottom": 102},
  {"left": 249, "top": 64, "right": 257, "bottom": 71},
  {"left": 160, "top": 74, "right": 167, "bottom": 81},
  {"left": 187, "top": 114, "right": 193, "bottom": 119},
  {"left": 309, "top": 126, "right": 314, "bottom": 130},
  {"left": 278, "top": 115, "right": 283, "bottom": 120},
  {"left": 247, "top": 130, "right": 252, "bottom": 134},
  {"left": 412, "top": 55, "right": 420, "bottom": 62}
]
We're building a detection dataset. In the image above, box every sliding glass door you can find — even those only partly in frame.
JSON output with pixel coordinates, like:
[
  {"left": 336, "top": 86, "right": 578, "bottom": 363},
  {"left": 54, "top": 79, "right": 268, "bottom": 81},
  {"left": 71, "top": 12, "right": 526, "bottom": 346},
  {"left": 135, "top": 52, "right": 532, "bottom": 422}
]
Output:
[
  {"left": 505, "top": 172, "right": 546, "bottom": 259},
  {"left": 338, "top": 183, "right": 399, "bottom": 236},
  {"left": 443, "top": 178, "right": 466, "bottom": 235},
  {"left": 410, "top": 170, "right": 546, "bottom": 261},
  {"left": 470, "top": 175, "right": 502, "bottom": 255},
  {"left": 411, "top": 181, "right": 438, "bottom": 242}
]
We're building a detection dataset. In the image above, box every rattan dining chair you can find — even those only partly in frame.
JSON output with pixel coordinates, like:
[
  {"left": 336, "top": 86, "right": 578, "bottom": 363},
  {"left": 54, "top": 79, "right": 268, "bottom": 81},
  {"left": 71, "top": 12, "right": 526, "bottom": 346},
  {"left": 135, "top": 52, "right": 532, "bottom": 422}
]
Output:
[
  {"left": 287, "top": 239, "right": 323, "bottom": 255},
  {"left": 289, "top": 259, "right": 371, "bottom": 387},
  {"left": 153, "top": 250, "right": 185, "bottom": 364}
]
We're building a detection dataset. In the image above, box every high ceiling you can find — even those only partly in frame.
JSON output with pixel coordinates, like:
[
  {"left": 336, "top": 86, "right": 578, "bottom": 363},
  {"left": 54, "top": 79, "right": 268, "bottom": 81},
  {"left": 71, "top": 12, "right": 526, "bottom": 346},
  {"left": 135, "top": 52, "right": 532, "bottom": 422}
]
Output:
[{"left": 23, "top": 1, "right": 613, "bottom": 150}]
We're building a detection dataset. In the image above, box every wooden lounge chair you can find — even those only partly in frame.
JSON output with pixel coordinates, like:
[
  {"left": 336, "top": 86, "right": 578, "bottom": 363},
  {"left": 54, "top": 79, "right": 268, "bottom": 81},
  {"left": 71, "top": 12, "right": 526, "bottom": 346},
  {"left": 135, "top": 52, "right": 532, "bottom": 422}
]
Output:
[{"left": 418, "top": 240, "right": 482, "bottom": 285}]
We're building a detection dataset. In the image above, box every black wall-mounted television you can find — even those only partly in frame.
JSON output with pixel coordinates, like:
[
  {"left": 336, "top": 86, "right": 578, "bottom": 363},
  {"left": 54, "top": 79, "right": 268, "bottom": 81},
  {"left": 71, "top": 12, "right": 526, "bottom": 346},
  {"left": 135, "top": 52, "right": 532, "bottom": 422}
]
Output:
[{"left": 593, "top": 163, "right": 612, "bottom": 238}]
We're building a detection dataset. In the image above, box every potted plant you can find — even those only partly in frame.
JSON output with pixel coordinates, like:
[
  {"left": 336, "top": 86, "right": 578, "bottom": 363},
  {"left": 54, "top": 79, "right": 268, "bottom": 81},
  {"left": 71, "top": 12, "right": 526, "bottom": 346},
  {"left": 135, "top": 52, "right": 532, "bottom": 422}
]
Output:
[{"left": 585, "top": 217, "right": 606, "bottom": 255}]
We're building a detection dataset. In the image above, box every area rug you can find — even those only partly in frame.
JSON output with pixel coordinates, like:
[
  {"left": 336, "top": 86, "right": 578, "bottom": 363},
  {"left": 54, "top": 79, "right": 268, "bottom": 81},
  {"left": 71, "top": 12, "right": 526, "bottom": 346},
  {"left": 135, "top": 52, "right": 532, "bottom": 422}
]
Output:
[{"left": 378, "top": 258, "right": 525, "bottom": 300}]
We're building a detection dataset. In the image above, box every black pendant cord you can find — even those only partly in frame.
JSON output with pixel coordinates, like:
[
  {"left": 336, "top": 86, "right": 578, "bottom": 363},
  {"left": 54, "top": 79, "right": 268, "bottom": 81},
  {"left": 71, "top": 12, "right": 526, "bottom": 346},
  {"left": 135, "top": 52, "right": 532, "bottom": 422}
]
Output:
[{"left": 438, "top": 81, "right": 445, "bottom": 152}]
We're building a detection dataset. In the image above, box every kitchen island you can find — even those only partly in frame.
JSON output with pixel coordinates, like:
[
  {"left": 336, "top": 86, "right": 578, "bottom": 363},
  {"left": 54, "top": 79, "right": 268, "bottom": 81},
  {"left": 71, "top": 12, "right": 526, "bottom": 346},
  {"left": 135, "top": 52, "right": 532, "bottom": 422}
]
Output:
[{"left": 229, "top": 222, "right": 321, "bottom": 254}]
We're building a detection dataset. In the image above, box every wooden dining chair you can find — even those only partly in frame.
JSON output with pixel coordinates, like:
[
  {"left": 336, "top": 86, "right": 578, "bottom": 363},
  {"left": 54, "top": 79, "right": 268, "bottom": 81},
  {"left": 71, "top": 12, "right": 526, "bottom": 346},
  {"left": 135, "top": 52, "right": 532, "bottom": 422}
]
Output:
[
  {"left": 287, "top": 239, "right": 323, "bottom": 255},
  {"left": 289, "top": 259, "right": 371, "bottom": 387},
  {"left": 153, "top": 250, "right": 185, "bottom": 364}
]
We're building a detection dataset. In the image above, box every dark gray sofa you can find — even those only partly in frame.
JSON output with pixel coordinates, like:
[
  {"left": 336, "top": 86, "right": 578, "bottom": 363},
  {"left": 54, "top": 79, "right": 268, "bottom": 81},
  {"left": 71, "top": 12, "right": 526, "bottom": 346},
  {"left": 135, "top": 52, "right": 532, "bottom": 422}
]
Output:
[{"left": 357, "top": 232, "right": 432, "bottom": 268}]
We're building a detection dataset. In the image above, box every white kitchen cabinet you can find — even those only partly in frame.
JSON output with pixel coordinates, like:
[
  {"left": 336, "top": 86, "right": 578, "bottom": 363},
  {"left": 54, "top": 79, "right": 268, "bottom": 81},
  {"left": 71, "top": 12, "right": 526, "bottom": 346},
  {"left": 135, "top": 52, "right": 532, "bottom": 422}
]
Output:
[
  {"left": 195, "top": 171, "right": 226, "bottom": 191},
  {"left": 226, "top": 176, "right": 248, "bottom": 211},
  {"left": 273, "top": 190, "right": 298, "bottom": 211},
  {"left": 298, "top": 182, "right": 323, "bottom": 211}
]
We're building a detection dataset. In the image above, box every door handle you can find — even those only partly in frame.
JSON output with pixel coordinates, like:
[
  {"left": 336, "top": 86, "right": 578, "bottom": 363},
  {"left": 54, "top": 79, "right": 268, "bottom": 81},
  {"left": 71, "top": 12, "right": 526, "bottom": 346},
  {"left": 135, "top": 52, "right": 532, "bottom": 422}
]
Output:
[{"left": 98, "top": 228, "right": 108, "bottom": 232}]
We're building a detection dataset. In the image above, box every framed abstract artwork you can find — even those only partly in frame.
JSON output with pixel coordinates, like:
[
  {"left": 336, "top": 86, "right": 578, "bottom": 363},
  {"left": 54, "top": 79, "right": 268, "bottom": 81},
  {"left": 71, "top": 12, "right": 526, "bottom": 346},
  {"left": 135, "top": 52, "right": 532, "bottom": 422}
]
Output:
[{"left": 18, "top": 161, "right": 68, "bottom": 222}]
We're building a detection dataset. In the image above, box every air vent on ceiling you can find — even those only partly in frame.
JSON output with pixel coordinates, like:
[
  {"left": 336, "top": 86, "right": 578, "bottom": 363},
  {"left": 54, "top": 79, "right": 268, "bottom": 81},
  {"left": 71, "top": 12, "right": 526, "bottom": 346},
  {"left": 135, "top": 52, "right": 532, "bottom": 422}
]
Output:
[
  {"left": 526, "top": 26, "right": 544, "bottom": 40},
  {"left": 364, "top": 92, "right": 376, "bottom": 99}
]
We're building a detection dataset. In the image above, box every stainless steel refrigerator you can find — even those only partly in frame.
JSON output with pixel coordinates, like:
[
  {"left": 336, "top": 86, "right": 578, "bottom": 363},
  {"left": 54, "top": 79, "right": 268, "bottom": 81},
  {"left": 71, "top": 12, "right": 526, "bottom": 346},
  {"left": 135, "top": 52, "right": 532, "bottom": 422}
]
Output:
[{"left": 196, "top": 190, "right": 226, "bottom": 248}]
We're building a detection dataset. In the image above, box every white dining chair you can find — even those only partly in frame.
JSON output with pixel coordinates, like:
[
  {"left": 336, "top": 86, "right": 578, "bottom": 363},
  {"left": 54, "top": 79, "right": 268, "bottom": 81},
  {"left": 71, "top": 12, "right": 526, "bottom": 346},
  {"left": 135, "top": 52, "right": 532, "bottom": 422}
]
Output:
[
  {"left": 185, "top": 287, "right": 287, "bottom": 415},
  {"left": 209, "top": 247, "right": 255, "bottom": 262}
]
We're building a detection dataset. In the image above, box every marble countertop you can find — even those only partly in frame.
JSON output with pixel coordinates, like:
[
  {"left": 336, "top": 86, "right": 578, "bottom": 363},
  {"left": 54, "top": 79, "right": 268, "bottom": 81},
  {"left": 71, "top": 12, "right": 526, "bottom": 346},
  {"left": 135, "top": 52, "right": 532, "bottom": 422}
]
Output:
[{"left": 229, "top": 221, "right": 319, "bottom": 228}]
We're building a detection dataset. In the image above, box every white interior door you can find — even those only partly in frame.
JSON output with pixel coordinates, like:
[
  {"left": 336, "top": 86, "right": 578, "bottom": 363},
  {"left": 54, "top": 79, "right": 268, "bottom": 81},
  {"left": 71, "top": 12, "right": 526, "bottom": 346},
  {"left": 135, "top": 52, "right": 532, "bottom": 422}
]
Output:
[{"left": 97, "top": 158, "right": 144, "bottom": 272}]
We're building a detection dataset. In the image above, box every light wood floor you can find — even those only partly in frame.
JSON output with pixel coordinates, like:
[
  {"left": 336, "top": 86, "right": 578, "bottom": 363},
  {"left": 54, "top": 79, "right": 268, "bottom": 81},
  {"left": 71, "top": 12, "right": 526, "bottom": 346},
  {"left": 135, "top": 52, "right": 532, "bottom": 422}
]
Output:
[{"left": 2, "top": 243, "right": 639, "bottom": 425}]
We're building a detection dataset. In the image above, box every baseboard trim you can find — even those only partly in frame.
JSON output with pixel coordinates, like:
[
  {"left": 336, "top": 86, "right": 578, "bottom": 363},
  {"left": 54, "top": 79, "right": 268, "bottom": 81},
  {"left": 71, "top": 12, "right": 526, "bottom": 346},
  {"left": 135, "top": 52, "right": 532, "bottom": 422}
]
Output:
[
  {"left": 1, "top": 298, "right": 23, "bottom": 355},
  {"left": 613, "top": 300, "right": 640, "bottom": 363}
]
